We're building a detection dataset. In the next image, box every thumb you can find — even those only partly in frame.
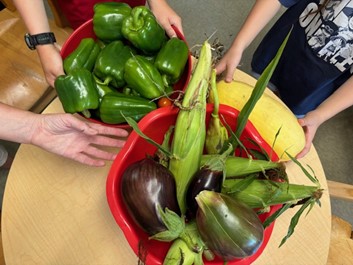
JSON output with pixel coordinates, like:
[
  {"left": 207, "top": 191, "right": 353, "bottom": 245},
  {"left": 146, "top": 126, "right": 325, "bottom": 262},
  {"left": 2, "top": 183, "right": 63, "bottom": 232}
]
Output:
[
  {"left": 225, "top": 68, "right": 234, "bottom": 83},
  {"left": 297, "top": 118, "right": 306, "bottom": 127},
  {"left": 165, "top": 25, "right": 177, "bottom": 38}
]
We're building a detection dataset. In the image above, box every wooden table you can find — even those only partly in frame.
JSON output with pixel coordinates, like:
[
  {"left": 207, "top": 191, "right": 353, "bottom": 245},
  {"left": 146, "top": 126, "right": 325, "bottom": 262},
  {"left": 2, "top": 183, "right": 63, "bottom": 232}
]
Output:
[
  {"left": 0, "top": 8, "right": 71, "bottom": 113},
  {"left": 1, "top": 70, "right": 331, "bottom": 265}
]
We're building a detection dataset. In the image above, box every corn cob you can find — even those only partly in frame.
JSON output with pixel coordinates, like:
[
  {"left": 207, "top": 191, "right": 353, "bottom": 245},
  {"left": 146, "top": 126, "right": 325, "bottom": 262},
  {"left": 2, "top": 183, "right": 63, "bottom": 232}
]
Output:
[
  {"left": 205, "top": 69, "right": 228, "bottom": 154},
  {"left": 163, "top": 220, "right": 206, "bottom": 265},
  {"left": 200, "top": 155, "right": 280, "bottom": 177},
  {"left": 168, "top": 41, "right": 212, "bottom": 215},
  {"left": 163, "top": 239, "right": 201, "bottom": 265},
  {"left": 222, "top": 178, "right": 322, "bottom": 209}
]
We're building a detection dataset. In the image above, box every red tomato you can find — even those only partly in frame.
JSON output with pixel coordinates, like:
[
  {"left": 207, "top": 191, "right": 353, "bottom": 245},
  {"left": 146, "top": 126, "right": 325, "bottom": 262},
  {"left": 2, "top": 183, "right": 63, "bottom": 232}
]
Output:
[{"left": 157, "top": 97, "right": 172, "bottom": 108}]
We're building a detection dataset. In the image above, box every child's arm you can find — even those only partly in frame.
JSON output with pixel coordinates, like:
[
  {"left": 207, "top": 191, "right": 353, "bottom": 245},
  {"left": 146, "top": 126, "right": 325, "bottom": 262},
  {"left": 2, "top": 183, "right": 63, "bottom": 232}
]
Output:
[
  {"left": 12, "top": 0, "right": 64, "bottom": 87},
  {"left": 147, "top": 0, "right": 183, "bottom": 38},
  {"left": 215, "top": 0, "right": 282, "bottom": 82},
  {"left": 297, "top": 75, "right": 353, "bottom": 158}
]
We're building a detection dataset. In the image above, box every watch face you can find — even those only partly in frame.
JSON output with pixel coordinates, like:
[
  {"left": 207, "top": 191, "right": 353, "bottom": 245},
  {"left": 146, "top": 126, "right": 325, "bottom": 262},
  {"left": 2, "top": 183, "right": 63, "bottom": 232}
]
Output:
[{"left": 24, "top": 33, "right": 35, "bottom": 50}]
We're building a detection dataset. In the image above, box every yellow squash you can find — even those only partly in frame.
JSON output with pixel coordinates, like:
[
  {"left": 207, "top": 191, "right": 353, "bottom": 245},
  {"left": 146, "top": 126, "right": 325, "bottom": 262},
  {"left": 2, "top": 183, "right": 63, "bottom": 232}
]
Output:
[{"left": 212, "top": 80, "right": 305, "bottom": 161}]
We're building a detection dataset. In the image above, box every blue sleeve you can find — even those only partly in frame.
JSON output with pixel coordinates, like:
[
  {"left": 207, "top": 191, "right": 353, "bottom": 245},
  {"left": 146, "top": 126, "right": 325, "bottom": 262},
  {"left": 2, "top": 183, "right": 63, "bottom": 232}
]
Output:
[{"left": 279, "top": 0, "right": 301, "bottom": 8}]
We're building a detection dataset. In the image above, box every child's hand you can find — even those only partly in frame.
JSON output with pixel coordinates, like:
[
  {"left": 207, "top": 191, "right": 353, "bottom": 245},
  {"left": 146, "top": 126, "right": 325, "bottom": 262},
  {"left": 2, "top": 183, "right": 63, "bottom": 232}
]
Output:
[
  {"left": 36, "top": 44, "right": 64, "bottom": 87},
  {"left": 148, "top": 0, "right": 183, "bottom": 38},
  {"left": 215, "top": 47, "right": 243, "bottom": 82},
  {"left": 296, "top": 112, "right": 321, "bottom": 159}
]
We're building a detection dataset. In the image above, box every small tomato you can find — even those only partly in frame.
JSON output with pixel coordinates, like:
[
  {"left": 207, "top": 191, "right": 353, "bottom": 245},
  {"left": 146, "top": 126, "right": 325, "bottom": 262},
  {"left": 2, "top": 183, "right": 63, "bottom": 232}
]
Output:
[{"left": 157, "top": 97, "right": 172, "bottom": 108}]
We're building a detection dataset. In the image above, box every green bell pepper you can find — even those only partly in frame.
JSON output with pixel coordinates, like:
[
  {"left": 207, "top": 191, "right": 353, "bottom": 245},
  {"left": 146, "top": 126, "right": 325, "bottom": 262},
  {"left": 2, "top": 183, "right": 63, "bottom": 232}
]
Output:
[
  {"left": 155, "top": 37, "right": 189, "bottom": 86},
  {"left": 93, "top": 2, "right": 132, "bottom": 42},
  {"left": 93, "top": 40, "right": 134, "bottom": 88},
  {"left": 93, "top": 74, "right": 115, "bottom": 99},
  {"left": 54, "top": 69, "right": 100, "bottom": 118},
  {"left": 122, "top": 6, "right": 166, "bottom": 54},
  {"left": 124, "top": 55, "right": 165, "bottom": 99},
  {"left": 63, "top": 38, "right": 100, "bottom": 74},
  {"left": 99, "top": 92, "right": 157, "bottom": 124}
]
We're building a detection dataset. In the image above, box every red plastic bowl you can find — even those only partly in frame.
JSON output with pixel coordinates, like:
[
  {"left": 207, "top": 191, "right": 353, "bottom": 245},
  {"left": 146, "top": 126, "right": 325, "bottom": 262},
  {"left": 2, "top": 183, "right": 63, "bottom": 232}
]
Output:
[
  {"left": 60, "top": 19, "right": 192, "bottom": 129},
  {"left": 106, "top": 104, "right": 281, "bottom": 264}
]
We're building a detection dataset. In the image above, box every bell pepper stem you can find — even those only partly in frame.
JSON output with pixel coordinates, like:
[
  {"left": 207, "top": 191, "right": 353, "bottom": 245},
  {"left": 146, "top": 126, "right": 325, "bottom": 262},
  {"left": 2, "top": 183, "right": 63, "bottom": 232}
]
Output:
[
  {"left": 81, "top": 109, "right": 91, "bottom": 118},
  {"left": 95, "top": 76, "right": 113, "bottom": 86},
  {"left": 162, "top": 75, "right": 169, "bottom": 88},
  {"left": 133, "top": 8, "right": 143, "bottom": 29}
]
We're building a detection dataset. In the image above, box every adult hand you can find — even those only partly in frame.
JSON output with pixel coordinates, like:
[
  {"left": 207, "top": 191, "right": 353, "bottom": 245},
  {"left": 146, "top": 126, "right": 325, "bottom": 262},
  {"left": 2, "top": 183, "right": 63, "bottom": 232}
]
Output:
[
  {"left": 148, "top": 0, "right": 183, "bottom": 38},
  {"left": 36, "top": 44, "right": 65, "bottom": 87},
  {"left": 30, "top": 113, "right": 129, "bottom": 167},
  {"left": 296, "top": 111, "right": 321, "bottom": 159},
  {"left": 215, "top": 46, "right": 243, "bottom": 82}
]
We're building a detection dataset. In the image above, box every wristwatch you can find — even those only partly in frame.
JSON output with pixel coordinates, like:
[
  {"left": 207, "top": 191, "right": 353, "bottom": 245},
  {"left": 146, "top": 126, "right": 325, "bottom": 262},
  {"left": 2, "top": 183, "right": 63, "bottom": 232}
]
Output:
[{"left": 24, "top": 32, "right": 56, "bottom": 50}]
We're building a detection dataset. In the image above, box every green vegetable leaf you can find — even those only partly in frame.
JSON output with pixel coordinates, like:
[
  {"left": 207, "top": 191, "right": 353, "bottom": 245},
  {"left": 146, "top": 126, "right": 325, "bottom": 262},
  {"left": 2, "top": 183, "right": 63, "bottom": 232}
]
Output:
[
  {"left": 123, "top": 114, "right": 172, "bottom": 157},
  {"left": 226, "top": 174, "right": 258, "bottom": 193},
  {"left": 223, "top": 28, "right": 292, "bottom": 153},
  {"left": 278, "top": 198, "right": 314, "bottom": 247},
  {"left": 194, "top": 253, "right": 204, "bottom": 265},
  {"left": 155, "top": 125, "right": 174, "bottom": 167},
  {"left": 149, "top": 206, "right": 185, "bottom": 242},
  {"left": 235, "top": 30, "right": 291, "bottom": 138},
  {"left": 263, "top": 203, "right": 294, "bottom": 228},
  {"left": 223, "top": 121, "right": 251, "bottom": 157},
  {"left": 285, "top": 151, "right": 319, "bottom": 186}
]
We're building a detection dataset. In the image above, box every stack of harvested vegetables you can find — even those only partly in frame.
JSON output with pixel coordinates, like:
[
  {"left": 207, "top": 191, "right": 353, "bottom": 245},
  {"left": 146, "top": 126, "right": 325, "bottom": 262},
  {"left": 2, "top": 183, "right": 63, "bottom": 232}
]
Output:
[
  {"left": 55, "top": 3, "right": 189, "bottom": 124},
  {"left": 118, "top": 32, "right": 323, "bottom": 265}
]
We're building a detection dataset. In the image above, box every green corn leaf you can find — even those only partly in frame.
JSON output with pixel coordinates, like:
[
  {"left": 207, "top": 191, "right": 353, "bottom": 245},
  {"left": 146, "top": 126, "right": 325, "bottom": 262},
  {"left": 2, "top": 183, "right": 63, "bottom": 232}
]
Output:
[
  {"left": 245, "top": 137, "right": 271, "bottom": 160},
  {"left": 285, "top": 151, "right": 319, "bottom": 186},
  {"left": 249, "top": 148, "right": 269, "bottom": 161},
  {"left": 235, "top": 30, "right": 291, "bottom": 138},
  {"left": 223, "top": 28, "right": 292, "bottom": 153},
  {"left": 225, "top": 174, "right": 258, "bottom": 193},
  {"left": 223, "top": 121, "right": 251, "bottom": 157},
  {"left": 123, "top": 114, "right": 172, "bottom": 157},
  {"left": 263, "top": 203, "right": 293, "bottom": 228},
  {"left": 278, "top": 198, "right": 314, "bottom": 247},
  {"left": 155, "top": 125, "right": 174, "bottom": 167}
]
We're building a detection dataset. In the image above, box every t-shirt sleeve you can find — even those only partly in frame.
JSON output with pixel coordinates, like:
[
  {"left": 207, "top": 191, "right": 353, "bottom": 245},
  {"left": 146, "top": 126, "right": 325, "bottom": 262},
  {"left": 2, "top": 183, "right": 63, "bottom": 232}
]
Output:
[{"left": 279, "top": 0, "right": 301, "bottom": 8}]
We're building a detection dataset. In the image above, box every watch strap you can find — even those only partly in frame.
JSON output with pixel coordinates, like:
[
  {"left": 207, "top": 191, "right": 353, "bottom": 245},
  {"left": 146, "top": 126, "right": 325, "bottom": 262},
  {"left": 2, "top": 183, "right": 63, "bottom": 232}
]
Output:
[{"left": 25, "top": 32, "right": 56, "bottom": 50}]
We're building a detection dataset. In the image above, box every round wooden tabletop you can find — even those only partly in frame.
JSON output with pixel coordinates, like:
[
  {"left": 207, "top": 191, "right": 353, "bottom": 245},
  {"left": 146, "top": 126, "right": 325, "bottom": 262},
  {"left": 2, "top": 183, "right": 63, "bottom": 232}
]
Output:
[{"left": 1, "top": 70, "right": 331, "bottom": 265}]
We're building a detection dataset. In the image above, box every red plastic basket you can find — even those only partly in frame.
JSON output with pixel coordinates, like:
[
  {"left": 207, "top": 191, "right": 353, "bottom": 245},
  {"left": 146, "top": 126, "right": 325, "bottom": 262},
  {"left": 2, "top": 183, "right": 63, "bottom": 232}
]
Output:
[
  {"left": 60, "top": 19, "right": 192, "bottom": 129},
  {"left": 106, "top": 104, "right": 281, "bottom": 264}
]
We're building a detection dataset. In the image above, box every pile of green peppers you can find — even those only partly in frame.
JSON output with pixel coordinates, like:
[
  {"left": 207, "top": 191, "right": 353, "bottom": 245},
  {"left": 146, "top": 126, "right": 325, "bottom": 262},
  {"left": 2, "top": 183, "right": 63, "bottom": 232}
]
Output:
[{"left": 55, "top": 3, "right": 189, "bottom": 124}]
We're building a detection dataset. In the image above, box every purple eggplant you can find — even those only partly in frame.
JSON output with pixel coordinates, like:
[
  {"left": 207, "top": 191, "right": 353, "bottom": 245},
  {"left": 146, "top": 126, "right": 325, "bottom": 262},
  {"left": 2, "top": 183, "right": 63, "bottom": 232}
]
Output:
[
  {"left": 186, "top": 145, "right": 233, "bottom": 219},
  {"left": 186, "top": 167, "right": 223, "bottom": 219},
  {"left": 196, "top": 190, "right": 264, "bottom": 260},
  {"left": 121, "top": 157, "right": 180, "bottom": 236}
]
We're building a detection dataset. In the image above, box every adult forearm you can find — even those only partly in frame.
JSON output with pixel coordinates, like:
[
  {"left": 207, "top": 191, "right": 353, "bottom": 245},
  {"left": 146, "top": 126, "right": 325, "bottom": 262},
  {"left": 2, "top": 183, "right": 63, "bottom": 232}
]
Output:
[
  {"left": 147, "top": 0, "right": 167, "bottom": 7},
  {"left": 0, "top": 103, "right": 38, "bottom": 144},
  {"left": 231, "top": 0, "right": 282, "bottom": 52},
  {"left": 12, "top": 0, "right": 50, "bottom": 34}
]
